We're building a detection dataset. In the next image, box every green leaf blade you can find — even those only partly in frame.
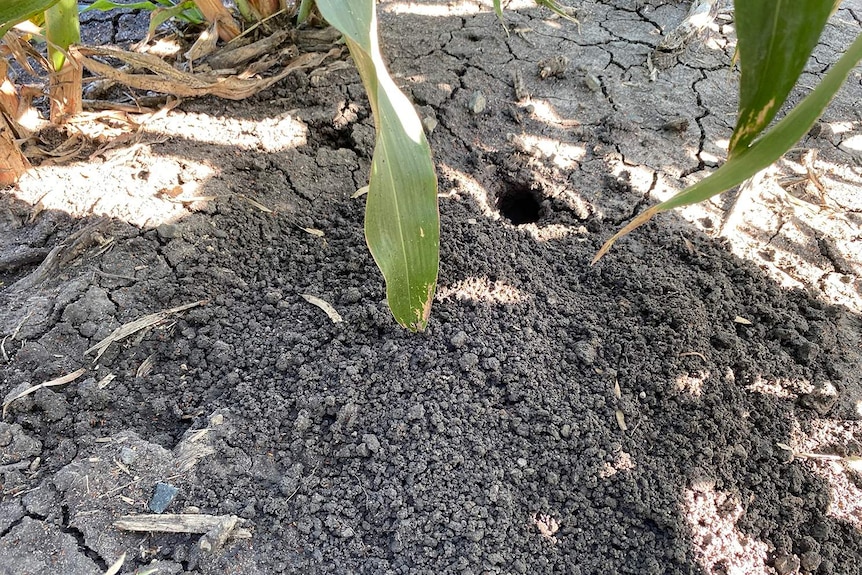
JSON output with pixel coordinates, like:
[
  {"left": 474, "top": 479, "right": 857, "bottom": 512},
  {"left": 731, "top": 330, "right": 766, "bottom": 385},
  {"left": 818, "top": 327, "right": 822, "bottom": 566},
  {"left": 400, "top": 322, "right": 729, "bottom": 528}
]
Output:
[
  {"left": 729, "top": 0, "right": 840, "bottom": 155},
  {"left": 317, "top": 0, "right": 439, "bottom": 331},
  {"left": 1, "top": 0, "right": 61, "bottom": 37},
  {"left": 661, "top": 29, "right": 862, "bottom": 212}
]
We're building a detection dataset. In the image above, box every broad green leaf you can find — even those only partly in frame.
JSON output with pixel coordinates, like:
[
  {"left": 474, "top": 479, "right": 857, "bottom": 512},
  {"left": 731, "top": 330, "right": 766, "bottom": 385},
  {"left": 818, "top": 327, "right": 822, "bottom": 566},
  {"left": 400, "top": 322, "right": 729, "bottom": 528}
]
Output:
[
  {"left": 316, "top": 0, "right": 439, "bottom": 331},
  {"left": 595, "top": 30, "right": 862, "bottom": 263},
  {"left": 0, "top": 0, "right": 60, "bottom": 37},
  {"left": 729, "top": 0, "right": 840, "bottom": 156}
]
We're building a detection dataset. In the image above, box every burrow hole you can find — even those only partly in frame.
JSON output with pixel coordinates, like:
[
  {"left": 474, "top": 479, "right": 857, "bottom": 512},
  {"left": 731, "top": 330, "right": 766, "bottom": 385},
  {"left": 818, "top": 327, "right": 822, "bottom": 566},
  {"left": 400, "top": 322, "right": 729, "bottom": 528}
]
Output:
[{"left": 497, "top": 184, "right": 541, "bottom": 225}]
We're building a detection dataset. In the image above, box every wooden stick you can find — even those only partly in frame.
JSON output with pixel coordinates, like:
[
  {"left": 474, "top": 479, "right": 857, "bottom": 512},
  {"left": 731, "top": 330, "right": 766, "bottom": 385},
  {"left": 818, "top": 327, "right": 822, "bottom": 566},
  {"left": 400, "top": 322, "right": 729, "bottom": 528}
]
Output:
[{"left": 114, "top": 514, "right": 251, "bottom": 538}]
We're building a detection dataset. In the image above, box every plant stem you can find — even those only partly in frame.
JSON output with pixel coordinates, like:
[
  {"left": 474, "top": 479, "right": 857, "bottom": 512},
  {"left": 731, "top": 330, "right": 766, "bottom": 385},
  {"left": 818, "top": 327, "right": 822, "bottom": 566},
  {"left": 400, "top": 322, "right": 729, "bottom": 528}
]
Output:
[
  {"left": 45, "top": 0, "right": 82, "bottom": 122},
  {"left": 297, "top": 0, "right": 314, "bottom": 24},
  {"left": 45, "top": 0, "right": 79, "bottom": 72}
]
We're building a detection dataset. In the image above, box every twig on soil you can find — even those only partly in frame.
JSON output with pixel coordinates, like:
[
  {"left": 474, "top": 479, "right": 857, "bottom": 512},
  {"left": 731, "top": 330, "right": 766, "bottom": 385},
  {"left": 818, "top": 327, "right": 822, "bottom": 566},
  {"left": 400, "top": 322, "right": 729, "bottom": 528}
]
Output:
[
  {"left": 679, "top": 351, "right": 707, "bottom": 361},
  {"left": 237, "top": 194, "right": 274, "bottom": 213},
  {"left": 96, "top": 373, "right": 116, "bottom": 389},
  {"left": 777, "top": 443, "right": 862, "bottom": 472},
  {"left": 301, "top": 294, "right": 343, "bottom": 324},
  {"left": 85, "top": 300, "right": 208, "bottom": 362},
  {"left": 9, "top": 310, "right": 33, "bottom": 341},
  {"left": 615, "top": 409, "right": 627, "bottom": 432},
  {"left": 103, "top": 553, "right": 126, "bottom": 575},
  {"left": 114, "top": 513, "right": 252, "bottom": 538},
  {"left": 2, "top": 367, "right": 87, "bottom": 418},
  {"left": 94, "top": 269, "right": 138, "bottom": 282},
  {"left": 285, "top": 462, "right": 320, "bottom": 503},
  {"left": 73, "top": 46, "right": 341, "bottom": 101},
  {"left": 136, "top": 354, "right": 157, "bottom": 378}
]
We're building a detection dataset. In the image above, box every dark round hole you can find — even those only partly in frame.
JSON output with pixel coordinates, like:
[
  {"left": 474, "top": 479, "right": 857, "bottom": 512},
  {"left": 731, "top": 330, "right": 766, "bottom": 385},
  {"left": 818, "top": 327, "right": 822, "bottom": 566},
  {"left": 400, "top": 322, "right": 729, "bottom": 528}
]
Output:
[{"left": 497, "top": 186, "right": 541, "bottom": 225}]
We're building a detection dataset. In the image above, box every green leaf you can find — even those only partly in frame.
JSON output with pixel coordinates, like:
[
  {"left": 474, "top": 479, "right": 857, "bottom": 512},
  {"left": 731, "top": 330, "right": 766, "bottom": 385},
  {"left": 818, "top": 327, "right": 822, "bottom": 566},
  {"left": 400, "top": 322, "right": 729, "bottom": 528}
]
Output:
[
  {"left": 316, "top": 0, "right": 439, "bottom": 331},
  {"left": 0, "top": 0, "right": 60, "bottom": 37},
  {"left": 82, "top": 0, "right": 160, "bottom": 13},
  {"left": 148, "top": 1, "right": 203, "bottom": 32},
  {"left": 728, "top": 0, "right": 840, "bottom": 156},
  {"left": 595, "top": 29, "right": 862, "bottom": 263},
  {"left": 83, "top": 0, "right": 204, "bottom": 24},
  {"left": 534, "top": 0, "right": 579, "bottom": 27},
  {"left": 45, "top": 0, "right": 79, "bottom": 70}
]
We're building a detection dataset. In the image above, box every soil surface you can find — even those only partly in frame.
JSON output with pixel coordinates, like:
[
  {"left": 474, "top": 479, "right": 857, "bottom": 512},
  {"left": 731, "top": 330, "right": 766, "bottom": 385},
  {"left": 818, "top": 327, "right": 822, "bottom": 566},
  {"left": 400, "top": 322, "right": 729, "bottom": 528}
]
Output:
[{"left": 2, "top": 1, "right": 862, "bottom": 574}]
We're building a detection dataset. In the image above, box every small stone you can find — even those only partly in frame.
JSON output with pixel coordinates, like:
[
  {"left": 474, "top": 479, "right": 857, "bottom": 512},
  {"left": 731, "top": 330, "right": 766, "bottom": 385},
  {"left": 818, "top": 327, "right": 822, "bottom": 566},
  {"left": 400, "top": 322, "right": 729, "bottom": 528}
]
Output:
[
  {"left": 294, "top": 410, "right": 312, "bottom": 432},
  {"left": 362, "top": 433, "right": 381, "bottom": 454},
  {"left": 450, "top": 331, "right": 468, "bottom": 348},
  {"left": 798, "top": 381, "right": 838, "bottom": 415},
  {"left": 422, "top": 116, "right": 438, "bottom": 134},
  {"left": 468, "top": 91, "right": 486, "bottom": 114},
  {"left": 572, "top": 339, "right": 598, "bottom": 366},
  {"left": 149, "top": 482, "right": 179, "bottom": 513},
  {"left": 119, "top": 446, "right": 137, "bottom": 466},
  {"left": 774, "top": 552, "right": 800, "bottom": 575},
  {"left": 156, "top": 223, "right": 181, "bottom": 240}
]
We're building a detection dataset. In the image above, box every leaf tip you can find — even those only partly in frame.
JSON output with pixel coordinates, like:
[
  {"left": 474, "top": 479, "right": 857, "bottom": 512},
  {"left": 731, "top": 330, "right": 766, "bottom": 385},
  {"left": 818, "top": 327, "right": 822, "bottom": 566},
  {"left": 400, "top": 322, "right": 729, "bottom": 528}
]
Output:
[{"left": 590, "top": 206, "right": 661, "bottom": 265}]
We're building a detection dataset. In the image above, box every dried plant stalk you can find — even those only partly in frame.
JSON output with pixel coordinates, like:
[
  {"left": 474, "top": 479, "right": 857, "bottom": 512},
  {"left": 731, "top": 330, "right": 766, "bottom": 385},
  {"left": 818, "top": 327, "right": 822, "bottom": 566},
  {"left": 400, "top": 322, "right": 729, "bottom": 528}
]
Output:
[
  {"left": 192, "top": 0, "right": 241, "bottom": 41},
  {"left": 49, "top": 52, "right": 83, "bottom": 123},
  {"left": 75, "top": 46, "right": 338, "bottom": 100},
  {"left": 0, "top": 112, "right": 30, "bottom": 186}
]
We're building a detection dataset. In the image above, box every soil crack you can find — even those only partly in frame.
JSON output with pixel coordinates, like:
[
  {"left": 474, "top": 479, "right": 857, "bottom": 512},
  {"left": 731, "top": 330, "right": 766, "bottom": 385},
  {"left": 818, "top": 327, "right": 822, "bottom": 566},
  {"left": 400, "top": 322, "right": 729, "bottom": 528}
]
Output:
[{"left": 61, "top": 505, "right": 109, "bottom": 572}]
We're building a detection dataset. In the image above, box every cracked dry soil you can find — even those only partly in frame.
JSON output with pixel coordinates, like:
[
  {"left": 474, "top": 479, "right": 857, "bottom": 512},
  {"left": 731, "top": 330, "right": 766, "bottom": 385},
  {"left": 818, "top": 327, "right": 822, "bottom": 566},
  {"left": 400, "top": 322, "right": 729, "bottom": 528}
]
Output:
[{"left": 3, "top": 1, "right": 862, "bottom": 574}]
